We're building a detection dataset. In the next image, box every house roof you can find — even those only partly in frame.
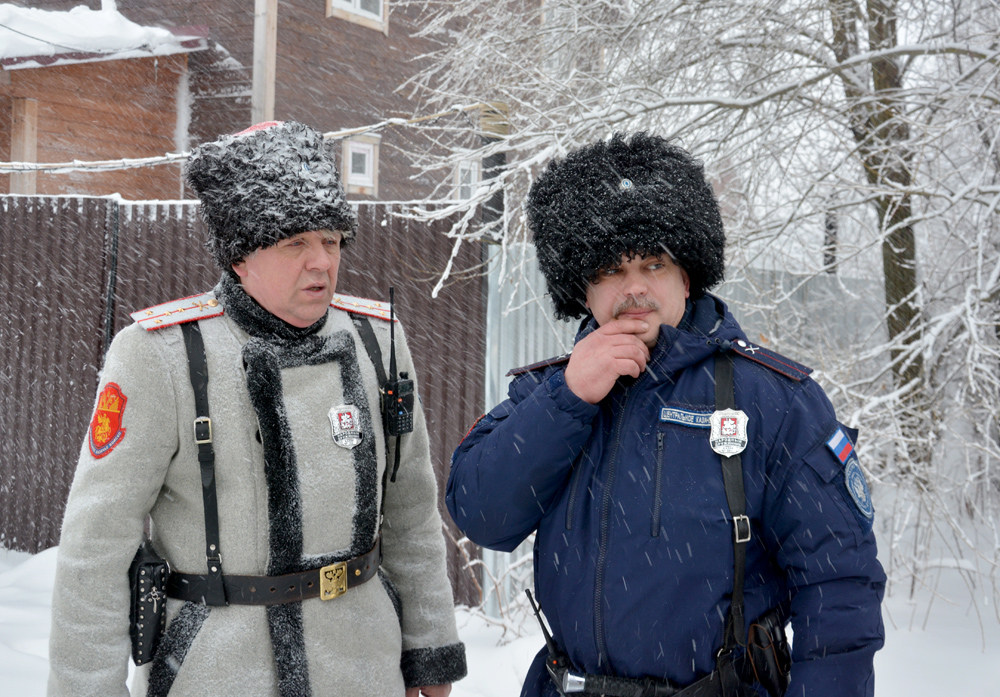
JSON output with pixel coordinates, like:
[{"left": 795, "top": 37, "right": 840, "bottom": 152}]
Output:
[{"left": 0, "top": 3, "right": 207, "bottom": 71}]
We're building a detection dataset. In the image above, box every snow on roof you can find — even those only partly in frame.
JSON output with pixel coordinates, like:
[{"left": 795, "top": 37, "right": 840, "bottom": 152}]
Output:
[{"left": 0, "top": 2, "right": 207, "bottom": 71}]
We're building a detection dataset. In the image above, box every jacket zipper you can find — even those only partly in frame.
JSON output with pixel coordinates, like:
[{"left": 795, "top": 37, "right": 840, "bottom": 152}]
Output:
[
  {"left": 652, "top": 430, "right": 664, "bottom": 537},
  {"left": 594, "top": 391, "right": 631, "bottom": 669},
  {"left": 565, "top": 453, "right": 583, "bottom": 530}
]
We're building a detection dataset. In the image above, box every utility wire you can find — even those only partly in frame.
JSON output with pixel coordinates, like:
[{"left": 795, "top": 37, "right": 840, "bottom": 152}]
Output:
[{"left": 0, "top": 102, "right": 499, "bottom": 174}]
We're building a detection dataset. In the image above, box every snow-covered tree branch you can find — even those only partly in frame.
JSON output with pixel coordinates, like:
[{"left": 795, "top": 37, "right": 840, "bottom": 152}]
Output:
[{"left": 400, "top": 0, "right": 1000, "bottom": 615}]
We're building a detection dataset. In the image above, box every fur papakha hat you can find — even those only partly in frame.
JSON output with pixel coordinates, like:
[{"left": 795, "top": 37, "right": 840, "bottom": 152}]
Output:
[
  {"left": 186, "top": 121, "right": 358, "bottom": 269},
  {"left": 526, "top": 132, "right": 726, "bottom": 320}
]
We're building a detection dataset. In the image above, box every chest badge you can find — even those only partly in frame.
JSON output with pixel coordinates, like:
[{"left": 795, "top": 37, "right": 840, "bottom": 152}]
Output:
[
  {"left": 709, "top": 408, "right": 749, "bottom": 456},
  {"left": 329, "top": 405, "right": 363, "bottom": 449}
]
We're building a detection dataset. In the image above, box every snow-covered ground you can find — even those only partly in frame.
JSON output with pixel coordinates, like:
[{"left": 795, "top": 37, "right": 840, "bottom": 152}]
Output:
[{"left": 2, "top": 545, "right": 997, "bottom": 696}]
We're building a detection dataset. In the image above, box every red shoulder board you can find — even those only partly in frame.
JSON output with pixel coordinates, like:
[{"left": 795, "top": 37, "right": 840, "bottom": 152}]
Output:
[
  {"left": 506, "top": 353, "right": 571, "bottom": 377},
  {"left": 331, "top": 293, "right": 398, "bottom": 322},
  {"left": 730, "top": 339, "right": 811, "bottom": 381},
  {"left": 131, "top": 292, "right": 223, "bottom": 331}
]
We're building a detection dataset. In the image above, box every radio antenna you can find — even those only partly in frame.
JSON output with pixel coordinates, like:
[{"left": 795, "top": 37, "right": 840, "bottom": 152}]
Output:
[{"left": 389, "top": 286, "right": 397, "bottom": 380}]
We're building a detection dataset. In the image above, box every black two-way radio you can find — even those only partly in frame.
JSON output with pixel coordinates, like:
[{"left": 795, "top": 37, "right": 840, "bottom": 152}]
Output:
[
  {"left": 382, "top": 287, "right": 414, "bottom": 436},
  {"left": 382, "top": 287, "right": 414, "bottom": 481}
]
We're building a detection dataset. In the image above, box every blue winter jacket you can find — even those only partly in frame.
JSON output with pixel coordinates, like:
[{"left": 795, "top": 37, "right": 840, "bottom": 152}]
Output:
[{"left": 448, "top": 295, "right": 885, "bottom": 697}]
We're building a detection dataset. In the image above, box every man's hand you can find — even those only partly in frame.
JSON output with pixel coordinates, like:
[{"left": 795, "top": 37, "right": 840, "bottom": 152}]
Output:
[
  {"left": 405, "top": 684, "right": 451, "bottom": 697},
  {"left": 564, "top": 318, "right": 651, "bottom": 404}
]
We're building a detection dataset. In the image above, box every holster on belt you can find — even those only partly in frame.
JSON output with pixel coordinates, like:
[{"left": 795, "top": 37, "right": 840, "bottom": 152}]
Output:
[
  {"left": 744, "top": 606, "right": 791, "bottom": 697},
  {"left": 128, "top": 539, "right": 169, "bottom": 666}
]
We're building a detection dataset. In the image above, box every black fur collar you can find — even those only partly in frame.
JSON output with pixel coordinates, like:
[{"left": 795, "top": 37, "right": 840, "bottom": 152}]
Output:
[{"left": 215, "top": 272, "right": 327, "bottom": 343}]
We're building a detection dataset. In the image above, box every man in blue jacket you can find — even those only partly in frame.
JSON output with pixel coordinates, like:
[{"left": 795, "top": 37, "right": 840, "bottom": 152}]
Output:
[{"left": 447, "top": 133, "right": 885, "bottom": 697}]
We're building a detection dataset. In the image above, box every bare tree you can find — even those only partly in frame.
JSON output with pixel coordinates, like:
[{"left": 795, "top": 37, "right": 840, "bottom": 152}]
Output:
[{"left": 401, "top": 0, "right": 1000, "bottom": 618}]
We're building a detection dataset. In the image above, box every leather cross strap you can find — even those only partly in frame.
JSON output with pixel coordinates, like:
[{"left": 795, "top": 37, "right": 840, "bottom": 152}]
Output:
[
  {"left": 167, "top": 537, "right": 381, "bottom": 606},
  {"left": 714, "top": 351, "right": 749, "bottom": 656},
  {"left": 180, "top": 321, "right": 227, "bottom": 606},
  {"left": 351, "top": 313, "right": 395, "bottom": 516}
]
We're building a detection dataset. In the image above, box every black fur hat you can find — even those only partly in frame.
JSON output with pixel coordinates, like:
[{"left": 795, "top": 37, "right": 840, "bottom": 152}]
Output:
[
  {"left": 526, "top": 132, "right": 726, "bottom": 319},
  {"left": 186, "top": 121, "right": 358, "bottom": 269}
]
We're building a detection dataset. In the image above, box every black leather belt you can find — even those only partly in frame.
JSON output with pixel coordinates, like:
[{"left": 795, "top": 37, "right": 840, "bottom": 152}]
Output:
[{"left": 166, "top": 537, "right": 381, "bottom": 606}]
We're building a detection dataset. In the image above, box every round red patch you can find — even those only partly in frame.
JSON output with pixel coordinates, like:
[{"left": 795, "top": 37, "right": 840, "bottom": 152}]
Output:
[{"left": 89, "top": 382, "right": 128, "bottom": 458}]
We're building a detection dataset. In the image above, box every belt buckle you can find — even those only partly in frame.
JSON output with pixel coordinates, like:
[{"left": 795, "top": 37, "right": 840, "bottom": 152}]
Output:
[
  {"left": 320, "top": 561, "right": 348, "bottom": 600},
  {"left": 733, "top": 514, "right": 752, "bottom": 544}
]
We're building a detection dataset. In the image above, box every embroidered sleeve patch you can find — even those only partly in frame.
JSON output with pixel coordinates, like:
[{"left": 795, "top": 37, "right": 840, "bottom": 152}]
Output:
[
  {"left": 826, "top": 427, "right": 854, "bottom": 464},
  {"left": 826, "top": 426, "right": 874, "bottom": 521},
  {"left": 89, "top": 382, "right": 128, "bottom": 458},
  {"left": 844, "top": 456, "right": 874, "bottom": 519}
]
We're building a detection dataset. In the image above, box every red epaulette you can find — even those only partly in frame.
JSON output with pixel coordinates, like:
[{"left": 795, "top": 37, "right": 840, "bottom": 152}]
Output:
[
  {"left": 330, "top": 294, "right": 398, "bottom": 322},
  {"left": 506, "top": 353, "right": 571, "bottom": 377},
  {"left": 729, "top": 339, "right": 812, "bottom": 381},
  {"left": 131, "top": 292, "right": 223, "bottom": 331}
]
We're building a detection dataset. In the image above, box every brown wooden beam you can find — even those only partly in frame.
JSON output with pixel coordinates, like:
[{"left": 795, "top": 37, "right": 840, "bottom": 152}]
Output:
[{"left": 11, "top": 97, "right": 38, "bottom": 195}]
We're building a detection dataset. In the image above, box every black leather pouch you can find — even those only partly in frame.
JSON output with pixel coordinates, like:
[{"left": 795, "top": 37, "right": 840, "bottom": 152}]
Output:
[
  {"left": 128, "top": 539, "right": 169, "bottom": 665},
  {"left": 746, "top": 607, "right": 791, "bottom": 696}
]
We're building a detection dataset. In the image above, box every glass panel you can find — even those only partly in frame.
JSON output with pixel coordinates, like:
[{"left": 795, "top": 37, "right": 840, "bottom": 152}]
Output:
[
  {"left": 352, "top": 151, "right": 368, "bottom": 176},
  {"left": 459, "top": 165, "right": 474, "bottom": 199},
  {"left": 359, "top": 0, "right": 381, "bottom": 17}
]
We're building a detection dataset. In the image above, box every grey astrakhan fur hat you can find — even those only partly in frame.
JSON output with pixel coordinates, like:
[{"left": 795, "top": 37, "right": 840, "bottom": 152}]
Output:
[
  {"left": 526, "top": 132, "right": 726, "bottom": 320},
  {"left": 186, "top": 121, "right": 358, "bottom": 269}
]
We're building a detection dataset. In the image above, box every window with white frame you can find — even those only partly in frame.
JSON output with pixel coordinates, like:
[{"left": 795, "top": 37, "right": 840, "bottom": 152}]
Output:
[
  {"left": 456, "top": 160, "right": 480, "bottom": 200},
  {"left": 348, "top": 142, "right": 374, "bottom": 186},
  {"left": 327, "top": 0, "right": 386, "bottom": 32},
  {"left": 342, "top": 135, "right": 380, "bottom": 197}
]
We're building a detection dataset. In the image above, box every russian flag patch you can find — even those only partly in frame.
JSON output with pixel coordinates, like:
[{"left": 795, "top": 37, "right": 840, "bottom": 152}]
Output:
[{"left": 826, "top": 427, "right": 855, "bottom": 464}]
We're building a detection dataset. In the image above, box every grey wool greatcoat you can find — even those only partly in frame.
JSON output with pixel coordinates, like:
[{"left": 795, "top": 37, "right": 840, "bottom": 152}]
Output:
[{"left": 48, "top": 275, "right": 466, "bottom": 697}]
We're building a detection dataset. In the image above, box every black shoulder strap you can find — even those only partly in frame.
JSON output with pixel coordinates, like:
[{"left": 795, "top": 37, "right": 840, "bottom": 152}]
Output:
[
  {"left": 714, "top": 352, "right": 748, "bottom": 653},
  {"left": 350, "top": 314, "right": 395, "bottom": 518},
  {"left": 352, "top": 314, "right": 388, "bottom": 386},
  {"left": 180, "top": 321, "right": 227, "bottom": 605}
]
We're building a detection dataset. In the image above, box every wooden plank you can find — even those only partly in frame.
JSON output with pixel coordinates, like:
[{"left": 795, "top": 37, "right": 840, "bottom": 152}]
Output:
[{"left": 10, "top": 98, "right": 38, "bottom": 194}]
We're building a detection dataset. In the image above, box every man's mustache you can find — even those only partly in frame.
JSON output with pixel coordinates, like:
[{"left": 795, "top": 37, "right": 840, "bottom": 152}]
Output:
[{"left": 613, "top": 296, "right": 659, "bottom": 319}]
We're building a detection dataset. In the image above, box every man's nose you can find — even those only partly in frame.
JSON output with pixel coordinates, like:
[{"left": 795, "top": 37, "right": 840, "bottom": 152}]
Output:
[
  {"left": 621, "top": 269, "right": 647, "bottom": 296},
  {"left": 304, "top": 243, "right": 332, "bottom": 270}
]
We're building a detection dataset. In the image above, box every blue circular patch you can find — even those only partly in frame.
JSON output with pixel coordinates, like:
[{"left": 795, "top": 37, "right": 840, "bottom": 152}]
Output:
[
  {"left": 619, "top": 178, "right": 634, "bottom": 192},
  {"left": 844, "top": 458, "right": 874, "bottom": 519}
]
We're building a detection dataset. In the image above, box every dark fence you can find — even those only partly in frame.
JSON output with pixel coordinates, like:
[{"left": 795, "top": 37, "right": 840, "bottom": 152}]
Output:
[{"left": 0, "top": 195, "right": 485, "bottom": 605}]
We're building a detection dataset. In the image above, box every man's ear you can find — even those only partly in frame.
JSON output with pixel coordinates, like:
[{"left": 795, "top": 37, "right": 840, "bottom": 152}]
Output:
[
  {"left": 232, "top": 259, "right": 248, "bottom": 279},
  {"left": 682, "top": 268, "right": 691, "bottom": 298}
]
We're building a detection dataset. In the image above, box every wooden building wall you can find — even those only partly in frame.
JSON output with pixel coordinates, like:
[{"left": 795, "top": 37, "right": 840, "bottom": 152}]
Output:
[
  {"left": 0, "top": 55, "right": 188, "bottom": 199},
  {"left": 11, "top": 0, "right": 453, "bottom": 202}
]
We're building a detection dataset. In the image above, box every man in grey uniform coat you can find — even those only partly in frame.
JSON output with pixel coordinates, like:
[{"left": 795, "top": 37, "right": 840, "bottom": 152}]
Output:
[{"left": 48, "top": 121, "right": 467, "bottom": 697}]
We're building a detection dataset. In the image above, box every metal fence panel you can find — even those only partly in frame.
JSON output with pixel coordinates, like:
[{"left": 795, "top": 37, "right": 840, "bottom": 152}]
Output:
[
  {"left": 481, "top": 242, "right": 577, "bottom": 616},
  {"left": 0, "top": 195, "right": 113, "bottom": 552}
]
